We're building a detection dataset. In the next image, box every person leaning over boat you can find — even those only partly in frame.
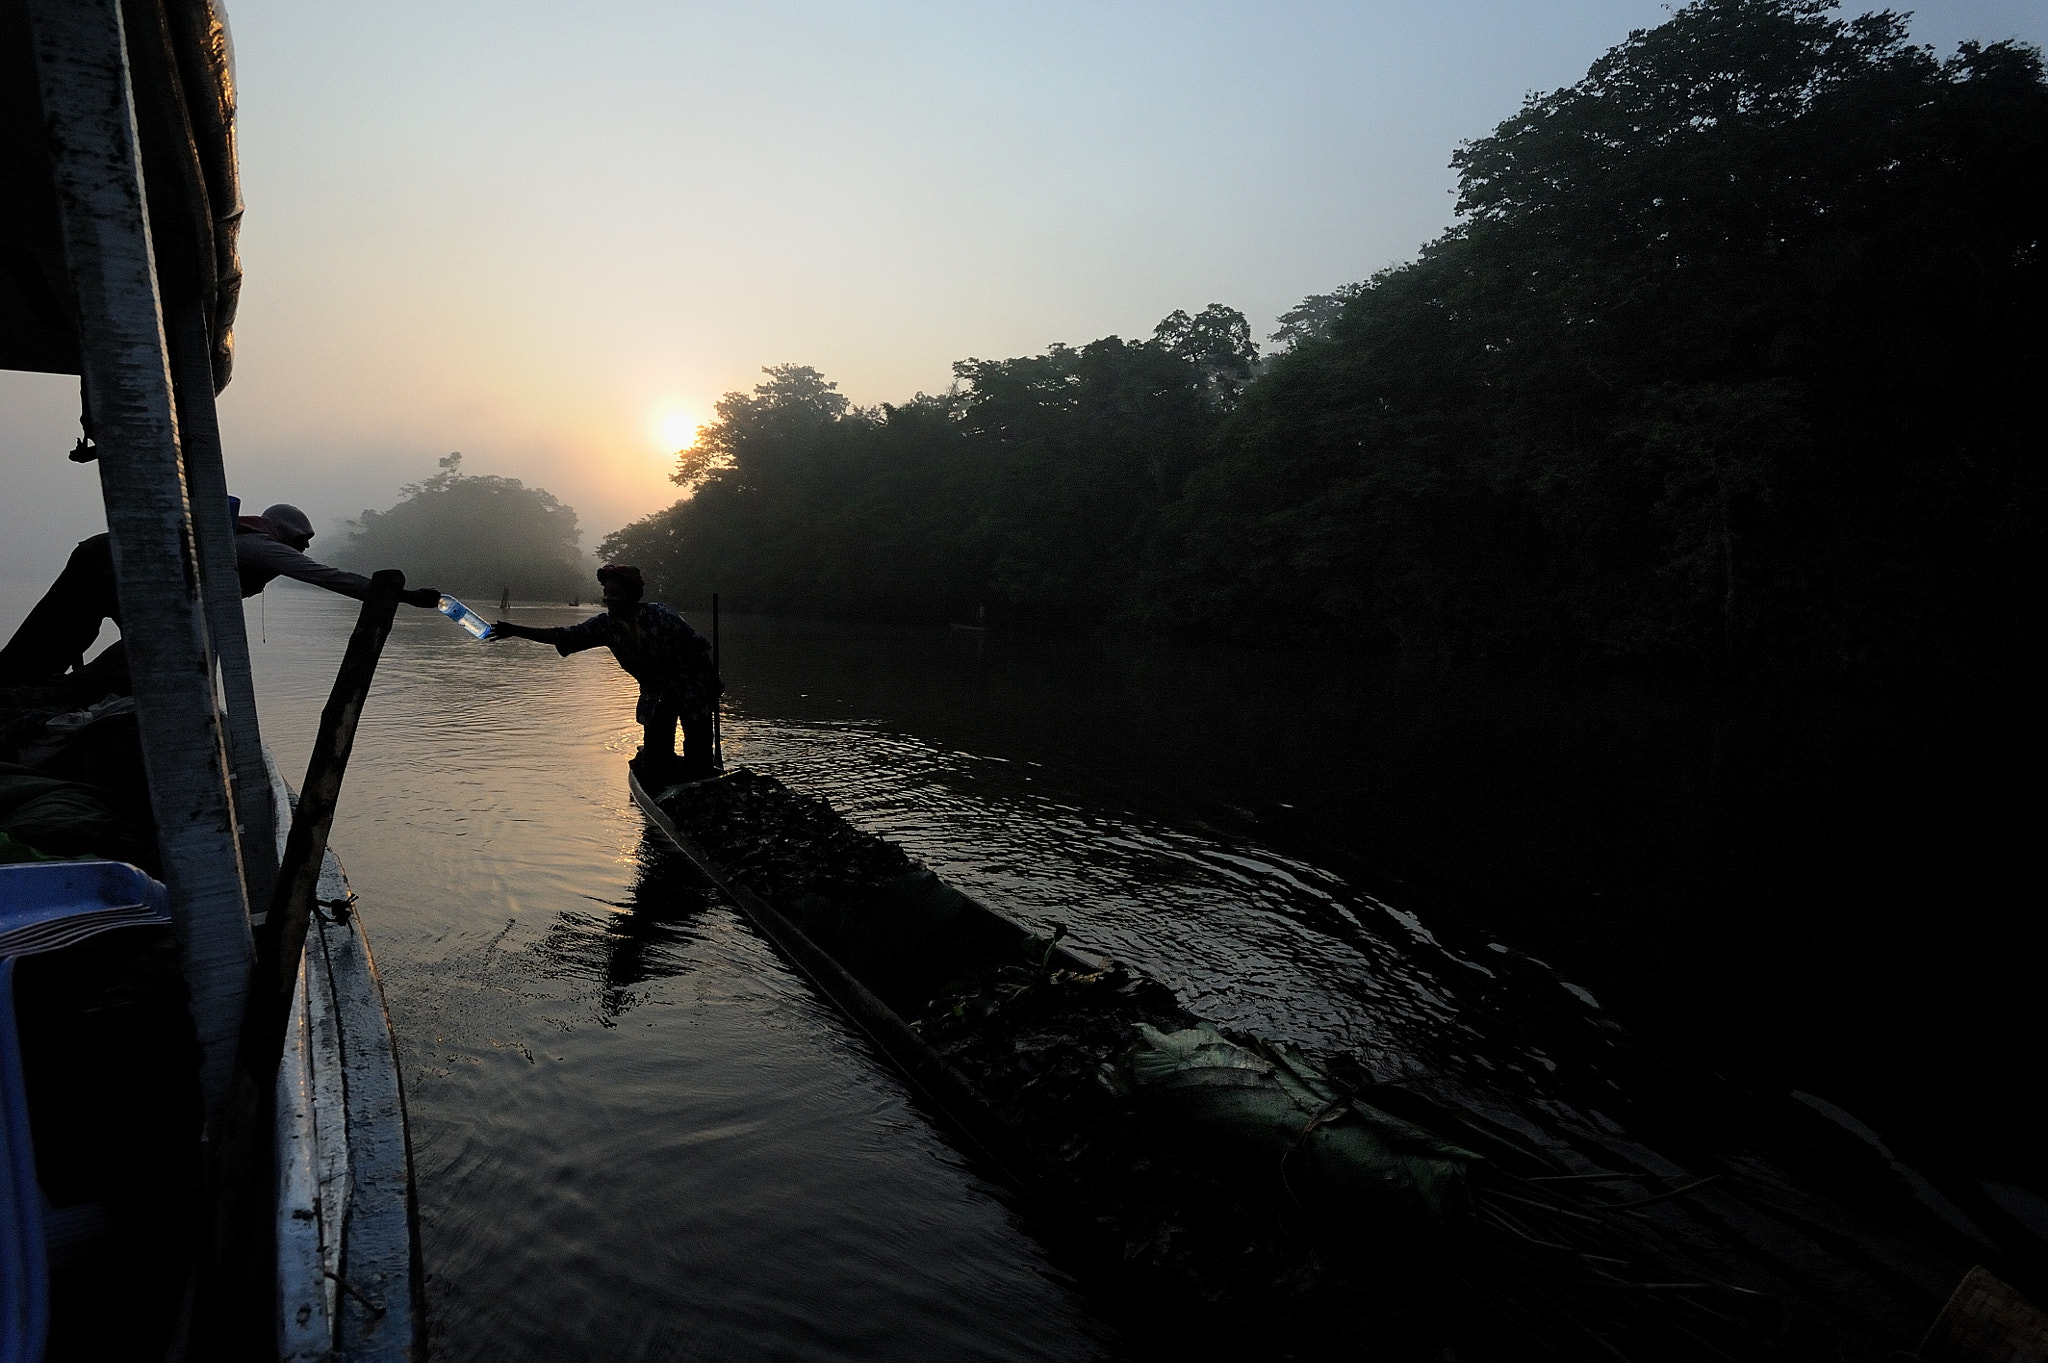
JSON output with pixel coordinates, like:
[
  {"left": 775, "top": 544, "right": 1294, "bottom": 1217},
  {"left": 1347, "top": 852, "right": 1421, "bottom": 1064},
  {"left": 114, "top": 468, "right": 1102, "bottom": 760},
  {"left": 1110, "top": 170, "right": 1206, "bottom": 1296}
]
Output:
[
  {"left": 487, "top": 564, "right": 722, "bottom": 780},
  {"left": 0, "top": 503, "right": 443, "bottom": 693}
]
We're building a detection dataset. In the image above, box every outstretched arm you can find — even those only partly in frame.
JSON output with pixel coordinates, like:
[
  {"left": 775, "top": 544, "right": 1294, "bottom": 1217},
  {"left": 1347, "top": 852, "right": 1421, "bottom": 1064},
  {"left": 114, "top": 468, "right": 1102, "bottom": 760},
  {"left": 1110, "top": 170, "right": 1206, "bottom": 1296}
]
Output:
[
  {"left": 491, "top": 613, "right": 609, "bottom": 654},
  {"left": 236, "top": 535, "right": 438, "bottom": 607},
  {"left": 488, "top": 621, "right": 582, "bottom": 645}
]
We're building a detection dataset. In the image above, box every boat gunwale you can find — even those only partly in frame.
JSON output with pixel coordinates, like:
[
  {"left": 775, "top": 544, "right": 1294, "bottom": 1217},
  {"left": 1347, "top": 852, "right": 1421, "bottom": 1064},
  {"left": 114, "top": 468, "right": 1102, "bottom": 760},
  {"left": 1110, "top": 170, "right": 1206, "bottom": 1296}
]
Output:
[{"left": 270, "top": 747, "right": 424, "bottom": 1362}]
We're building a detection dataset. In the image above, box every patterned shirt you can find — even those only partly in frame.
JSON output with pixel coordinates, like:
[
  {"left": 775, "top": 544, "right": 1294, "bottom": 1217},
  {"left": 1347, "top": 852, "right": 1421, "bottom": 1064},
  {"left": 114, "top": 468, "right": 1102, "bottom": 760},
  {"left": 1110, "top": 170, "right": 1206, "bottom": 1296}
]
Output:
[{"left": 546, "top": 602, "right": 719, "bottom": 724}]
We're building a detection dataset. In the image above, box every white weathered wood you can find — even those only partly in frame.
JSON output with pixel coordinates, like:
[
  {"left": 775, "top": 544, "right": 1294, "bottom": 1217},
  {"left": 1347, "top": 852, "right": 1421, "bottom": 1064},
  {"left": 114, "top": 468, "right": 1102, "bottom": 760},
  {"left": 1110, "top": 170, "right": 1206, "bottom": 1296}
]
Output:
[
  {"left": 266, "top": 749, "right": 348, "bottom": 1314},
  {"left": 305, "top": 872, "right": 349, "bottom": 1328},
  {"left": 168, "top": 299, "right": 278, "bottom": 916},
  {"left": 266, "top": 752, "right": 292, "bottom": 875},
  {"left": 275, "top": 955, "right": 333, "bottom": 1361},
  {"left": 264, "top": 748, "right": 416, "bottom": 1359},
  {"left": 322, "top": 848, "right": 419, "bottom": 1361},
  {"left": 26, "top": 0, "right": 252, "bottom": 1122}
]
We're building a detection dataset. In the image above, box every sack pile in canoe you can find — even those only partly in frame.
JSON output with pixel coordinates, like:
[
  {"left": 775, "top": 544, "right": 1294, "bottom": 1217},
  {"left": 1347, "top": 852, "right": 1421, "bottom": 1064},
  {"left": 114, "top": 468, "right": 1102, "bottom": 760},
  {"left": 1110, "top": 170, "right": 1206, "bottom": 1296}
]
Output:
[{"left": 657, "top": 768, "right": 913, "bottom": 903}]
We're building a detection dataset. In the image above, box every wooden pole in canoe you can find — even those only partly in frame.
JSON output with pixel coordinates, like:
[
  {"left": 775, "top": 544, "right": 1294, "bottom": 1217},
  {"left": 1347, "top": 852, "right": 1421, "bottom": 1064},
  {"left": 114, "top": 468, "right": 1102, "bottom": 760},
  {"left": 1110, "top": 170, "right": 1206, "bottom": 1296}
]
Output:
[
  {"left": 711, "top": 592, "right": 722, "bottom": 770},
  {"left": 202, "top": 569, "right": 402, "bottom": 1345},
  {"left": 248, "top": 569, "right": 403, "bottom": 1071}
]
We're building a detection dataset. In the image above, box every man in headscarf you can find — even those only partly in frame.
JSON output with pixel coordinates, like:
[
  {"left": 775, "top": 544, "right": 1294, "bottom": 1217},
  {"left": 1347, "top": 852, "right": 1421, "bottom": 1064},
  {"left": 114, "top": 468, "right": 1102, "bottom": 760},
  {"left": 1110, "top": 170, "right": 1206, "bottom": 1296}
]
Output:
[
  {"left": 487, "top": 564, "right": 723, "bottom": 780},
  {"left": 0, "top": 503, "right": 442, "bottom": 691}
]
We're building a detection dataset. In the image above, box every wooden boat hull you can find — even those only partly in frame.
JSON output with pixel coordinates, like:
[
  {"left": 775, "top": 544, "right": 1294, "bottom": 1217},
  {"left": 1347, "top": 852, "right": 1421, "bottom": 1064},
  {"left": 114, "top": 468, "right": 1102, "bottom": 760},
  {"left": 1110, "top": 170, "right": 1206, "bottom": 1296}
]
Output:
[{"left": 270, "top": 752, "right": 422, "bottom": 1362}]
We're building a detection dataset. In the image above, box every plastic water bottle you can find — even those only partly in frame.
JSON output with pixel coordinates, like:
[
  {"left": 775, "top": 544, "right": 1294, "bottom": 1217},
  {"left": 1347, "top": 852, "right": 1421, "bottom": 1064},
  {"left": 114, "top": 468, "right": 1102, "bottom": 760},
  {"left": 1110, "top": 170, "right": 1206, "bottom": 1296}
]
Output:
[{"left": 438, "top": 595, "right": 492, "bottom": 640}]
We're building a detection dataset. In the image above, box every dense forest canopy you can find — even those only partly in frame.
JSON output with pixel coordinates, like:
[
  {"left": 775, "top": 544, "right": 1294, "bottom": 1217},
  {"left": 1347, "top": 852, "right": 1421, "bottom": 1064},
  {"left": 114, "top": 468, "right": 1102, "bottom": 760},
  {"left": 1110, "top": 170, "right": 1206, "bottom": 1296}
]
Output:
[
  {"left": 338, "top": 453, "right": 586, "bottom": 602},
  {"left": 605, "top": 0, "right": 2046, "bottom": 672}
]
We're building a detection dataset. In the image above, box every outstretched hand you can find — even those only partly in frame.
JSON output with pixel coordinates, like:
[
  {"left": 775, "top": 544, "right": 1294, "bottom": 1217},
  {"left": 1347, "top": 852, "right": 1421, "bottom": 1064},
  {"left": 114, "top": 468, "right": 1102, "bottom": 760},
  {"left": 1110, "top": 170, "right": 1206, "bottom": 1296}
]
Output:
[
  {"left": 488, "top": 621, "right": 517, "bottom": 641},
  {"left": 401, "top": 586, "right": 441, "bottom": 609}
]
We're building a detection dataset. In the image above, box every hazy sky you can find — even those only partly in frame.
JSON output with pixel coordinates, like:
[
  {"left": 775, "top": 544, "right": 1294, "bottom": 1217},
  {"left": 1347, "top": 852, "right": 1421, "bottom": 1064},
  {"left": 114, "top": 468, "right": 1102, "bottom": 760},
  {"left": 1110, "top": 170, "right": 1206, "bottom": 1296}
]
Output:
[{"left": 4, "top": 0, "right": 2042, "bottom": 618}]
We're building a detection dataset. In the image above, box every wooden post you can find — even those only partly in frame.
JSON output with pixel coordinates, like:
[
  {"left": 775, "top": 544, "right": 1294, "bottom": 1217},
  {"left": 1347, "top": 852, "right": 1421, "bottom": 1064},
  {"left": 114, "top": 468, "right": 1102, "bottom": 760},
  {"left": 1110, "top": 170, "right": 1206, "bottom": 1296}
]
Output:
[
  {"left": 248, "top": 570, "right": 402, "bottom": 1071},
  {"left": 27, "top": 0, "right": 252, "bottom": 1122},
  {"left": 711, "top": 592, "right": 722, "bottom": 770},
  {"left": 166, "top": 300, "right": 278, "bottom": 916},
  {"left": 202, "top": 572, "right": 399, "bottom": 1348}
]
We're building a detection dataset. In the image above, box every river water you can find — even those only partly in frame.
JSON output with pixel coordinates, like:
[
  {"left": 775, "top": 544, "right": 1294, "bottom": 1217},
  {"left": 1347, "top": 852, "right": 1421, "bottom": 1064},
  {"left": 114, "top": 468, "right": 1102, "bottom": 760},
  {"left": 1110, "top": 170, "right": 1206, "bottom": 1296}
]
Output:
[{"left": 245, "top": 586, "right": 2037, "bottom": 1360}]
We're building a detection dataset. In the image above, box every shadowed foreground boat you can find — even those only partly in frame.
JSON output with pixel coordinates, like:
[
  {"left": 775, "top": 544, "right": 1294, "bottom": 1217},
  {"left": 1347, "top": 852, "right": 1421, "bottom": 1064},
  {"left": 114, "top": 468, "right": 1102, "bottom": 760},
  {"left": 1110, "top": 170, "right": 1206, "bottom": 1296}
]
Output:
[{"left": 3, "top": 0, "right": 422, "bottom": 1352}]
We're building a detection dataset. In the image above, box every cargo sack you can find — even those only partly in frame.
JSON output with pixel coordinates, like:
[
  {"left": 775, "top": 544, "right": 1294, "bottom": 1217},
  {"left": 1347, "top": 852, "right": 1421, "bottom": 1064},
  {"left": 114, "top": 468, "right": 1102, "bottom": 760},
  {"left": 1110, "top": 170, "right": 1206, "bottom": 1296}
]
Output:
[
  {"left": 1127, "top": 1023, "right": 1478, "bottom": 1241},
  {"left": 0, "top": 764, "right": 147, "bottom": 866}
]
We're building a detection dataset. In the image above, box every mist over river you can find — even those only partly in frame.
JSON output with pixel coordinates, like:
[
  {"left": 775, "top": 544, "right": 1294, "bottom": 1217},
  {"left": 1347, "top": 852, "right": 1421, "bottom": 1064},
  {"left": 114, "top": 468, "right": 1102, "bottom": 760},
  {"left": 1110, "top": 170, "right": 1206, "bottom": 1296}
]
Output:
[{"left": 245, "top": 584, "right": 2040, "bottom": 1360}]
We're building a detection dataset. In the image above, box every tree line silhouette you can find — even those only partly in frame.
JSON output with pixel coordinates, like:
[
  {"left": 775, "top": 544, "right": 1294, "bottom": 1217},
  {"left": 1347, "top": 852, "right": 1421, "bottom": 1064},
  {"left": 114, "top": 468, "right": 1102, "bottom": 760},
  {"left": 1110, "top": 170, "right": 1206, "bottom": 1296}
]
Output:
[{"left": 604, "top": 0, "right": 2044, "bottom": 674}]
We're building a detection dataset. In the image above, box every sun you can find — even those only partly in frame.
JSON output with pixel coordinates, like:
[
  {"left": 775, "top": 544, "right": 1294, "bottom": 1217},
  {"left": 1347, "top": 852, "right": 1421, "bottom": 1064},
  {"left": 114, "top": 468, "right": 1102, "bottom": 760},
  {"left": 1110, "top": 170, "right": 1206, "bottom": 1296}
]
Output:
[{"left": 655, "top": 407, "right": 702, "bottom": 454}]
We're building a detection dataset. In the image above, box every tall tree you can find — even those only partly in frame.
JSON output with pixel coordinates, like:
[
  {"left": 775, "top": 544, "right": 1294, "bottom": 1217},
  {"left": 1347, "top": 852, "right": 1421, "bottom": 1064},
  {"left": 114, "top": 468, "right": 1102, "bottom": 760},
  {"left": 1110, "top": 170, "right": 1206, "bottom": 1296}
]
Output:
[
  {"left": 1152, "top": 303, "right": 1259, "bottom": 406},
  {"left": 1137, "top": 0, "right": 2048, "bottom": 667},
  {"left": 339, "top": 453, "right": 586, "bottom": 602}
]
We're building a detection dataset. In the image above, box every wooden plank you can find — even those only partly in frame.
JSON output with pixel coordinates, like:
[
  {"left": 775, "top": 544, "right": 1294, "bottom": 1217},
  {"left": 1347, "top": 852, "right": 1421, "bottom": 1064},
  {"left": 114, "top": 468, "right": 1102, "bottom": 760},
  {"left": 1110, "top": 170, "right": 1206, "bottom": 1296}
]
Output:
[
  {"left": 266, "top": 747, "right": 349, "bottom": 1337},
  {"left": 275, "top": 953, "right": 333, "bottom": 1362},
  {"left": 305, "top": 886, "right": 349, "bottom": 1328},
  {"left": 264, "top": 746, "right": 415, "bottom": 1361},
  {"left": 167, "top": 298, "right": 278, "bottom": 916},
  {"left": 217, "top": 570, "right": 397, "bottom": 1345},
  {"left": 249, "top": 570, "right": 402, "bottom": 1078},
  {"left": 200, "top": 578, "right": 399, "bottom": 1339},
  {"left": 321, "top": 857, "right": 422, "bottom": 1361},
  {"left": 205, "top": 573, "right": 397, "bottom": 1334},
  {"left": 26, "top": 0, "right": 252, "bottom": 1121}
]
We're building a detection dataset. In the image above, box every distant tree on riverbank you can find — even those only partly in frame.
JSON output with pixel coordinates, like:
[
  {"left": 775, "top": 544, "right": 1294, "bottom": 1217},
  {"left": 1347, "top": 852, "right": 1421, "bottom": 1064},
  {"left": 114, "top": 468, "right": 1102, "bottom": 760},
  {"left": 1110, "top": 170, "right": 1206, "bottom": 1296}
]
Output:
[
  {"left": 339, "top": 453, "right": 585, "bottom": 602},
  {"left": 608, "top": 0, "right": 2047, "bottom": 674}
]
